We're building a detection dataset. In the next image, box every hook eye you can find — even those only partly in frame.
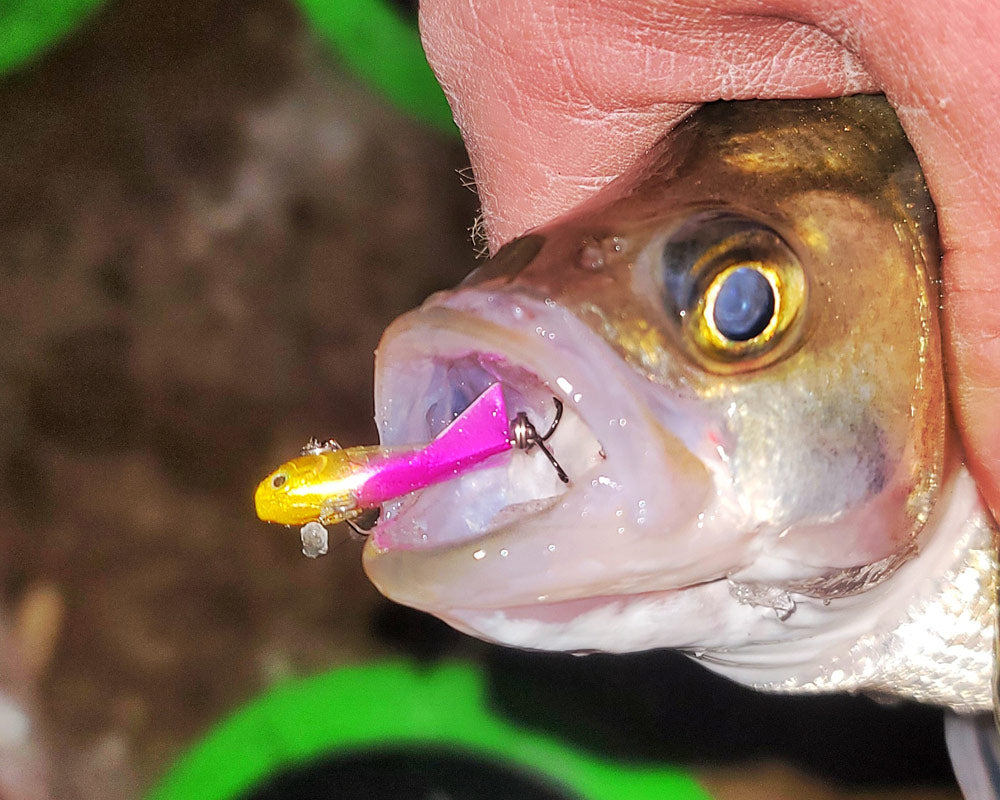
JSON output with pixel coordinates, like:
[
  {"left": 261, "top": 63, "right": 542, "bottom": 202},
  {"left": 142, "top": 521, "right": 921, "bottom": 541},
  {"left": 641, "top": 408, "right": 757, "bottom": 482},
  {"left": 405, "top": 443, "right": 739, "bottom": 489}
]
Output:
[{"left": 509, "top": 399, "right": 570, "bottom": 484}]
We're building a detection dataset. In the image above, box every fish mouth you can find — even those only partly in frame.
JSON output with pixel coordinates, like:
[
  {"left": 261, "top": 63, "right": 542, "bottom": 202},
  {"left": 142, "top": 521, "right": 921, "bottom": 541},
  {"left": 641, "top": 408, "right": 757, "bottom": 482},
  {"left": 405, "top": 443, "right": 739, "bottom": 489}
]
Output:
[{"left": 371, "top": 348, "right": 606, "bottom": 552}]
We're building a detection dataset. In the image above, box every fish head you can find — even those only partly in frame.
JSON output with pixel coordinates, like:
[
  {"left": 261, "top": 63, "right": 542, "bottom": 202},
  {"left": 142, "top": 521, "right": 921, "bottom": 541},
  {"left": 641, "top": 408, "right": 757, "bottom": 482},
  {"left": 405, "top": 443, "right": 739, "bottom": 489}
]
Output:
[
  {"left": 255, "top": 451, "right": 361, "bottom": 527},
  {"left": 365, "top": 97, "right": 946, "bottom": 658}
]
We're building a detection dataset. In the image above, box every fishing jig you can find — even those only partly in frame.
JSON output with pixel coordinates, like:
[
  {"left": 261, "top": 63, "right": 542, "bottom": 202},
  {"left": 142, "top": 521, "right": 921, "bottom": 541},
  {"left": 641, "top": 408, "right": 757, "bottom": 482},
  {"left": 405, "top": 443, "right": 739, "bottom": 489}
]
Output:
[{"left": 254, "top": 384, "right": 569, "bottom": 551}]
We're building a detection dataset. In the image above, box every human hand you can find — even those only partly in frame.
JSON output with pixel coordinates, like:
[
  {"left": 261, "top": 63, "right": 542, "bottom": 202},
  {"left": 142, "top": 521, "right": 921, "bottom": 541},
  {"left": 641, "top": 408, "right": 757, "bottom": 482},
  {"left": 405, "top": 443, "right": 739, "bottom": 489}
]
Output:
[{"left": 418, "top": 0, "right": 1000, "bottom": 516}]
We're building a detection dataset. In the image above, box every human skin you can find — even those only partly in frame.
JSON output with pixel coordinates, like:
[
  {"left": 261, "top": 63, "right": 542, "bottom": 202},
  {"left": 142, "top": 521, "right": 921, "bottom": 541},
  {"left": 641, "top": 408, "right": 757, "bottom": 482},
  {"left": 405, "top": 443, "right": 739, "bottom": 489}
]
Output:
[{"left": 418, "top": 0, "right": 1000, "bottom": 520}]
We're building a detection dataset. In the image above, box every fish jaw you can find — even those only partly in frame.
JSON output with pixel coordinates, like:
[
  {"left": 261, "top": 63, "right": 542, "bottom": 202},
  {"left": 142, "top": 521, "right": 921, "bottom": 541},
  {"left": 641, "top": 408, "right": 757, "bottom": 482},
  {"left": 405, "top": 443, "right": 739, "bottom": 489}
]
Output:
[{"left": 364, "top": 289, "right": 765, "bottom": 640}]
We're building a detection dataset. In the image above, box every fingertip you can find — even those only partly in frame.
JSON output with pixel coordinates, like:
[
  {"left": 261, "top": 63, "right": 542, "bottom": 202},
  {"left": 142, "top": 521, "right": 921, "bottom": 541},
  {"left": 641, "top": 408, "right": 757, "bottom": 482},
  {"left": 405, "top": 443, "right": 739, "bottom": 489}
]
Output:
[
  {"left": 945, "top": 283, "right": 1000, "bottom": 521},
  {"left": 954, "top": 385, "right": 1000, "bottom": 523}
]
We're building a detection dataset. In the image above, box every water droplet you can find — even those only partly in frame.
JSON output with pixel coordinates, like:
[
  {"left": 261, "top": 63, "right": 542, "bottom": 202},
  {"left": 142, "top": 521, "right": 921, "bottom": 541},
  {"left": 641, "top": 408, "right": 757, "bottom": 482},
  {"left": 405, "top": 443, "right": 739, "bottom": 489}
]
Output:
[
  {"left": 500, "top": 548, "right": 509, "bottom": 557},
  {"left": 556, "top": 376, "right": 574, "bottom": 394},
  {"left": 473, "top": 549, "right": 486, "bottom": 560},
  {"left": 547, "top": 544, "right": 556, "bottom": 552}
]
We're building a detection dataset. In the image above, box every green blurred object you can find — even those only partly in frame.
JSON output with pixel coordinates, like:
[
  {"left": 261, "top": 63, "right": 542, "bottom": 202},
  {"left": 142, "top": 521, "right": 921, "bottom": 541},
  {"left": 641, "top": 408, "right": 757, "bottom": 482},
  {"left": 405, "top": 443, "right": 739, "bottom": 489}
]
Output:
[
  {"left": 0, "top": 0, "right": 105, "bottom": 74},
  {"left": 145, "top": 660, "right": 711, "bottom": 800},
  {"left": 0, "top": 0, "right": 458, "bottom": 134},
  {"left": 296, "top": 0, "right": 459, "bottom": 135}
]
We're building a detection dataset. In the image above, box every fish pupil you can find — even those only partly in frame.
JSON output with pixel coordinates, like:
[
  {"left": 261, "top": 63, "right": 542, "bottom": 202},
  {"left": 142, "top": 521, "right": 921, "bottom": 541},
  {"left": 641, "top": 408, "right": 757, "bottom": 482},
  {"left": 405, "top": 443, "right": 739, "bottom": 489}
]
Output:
[
  {"left": 272, "top": 474, "right": 287, "bottom": 489},
  {"left": 713, "top": 267, "right": 775, "bottom": 341}
]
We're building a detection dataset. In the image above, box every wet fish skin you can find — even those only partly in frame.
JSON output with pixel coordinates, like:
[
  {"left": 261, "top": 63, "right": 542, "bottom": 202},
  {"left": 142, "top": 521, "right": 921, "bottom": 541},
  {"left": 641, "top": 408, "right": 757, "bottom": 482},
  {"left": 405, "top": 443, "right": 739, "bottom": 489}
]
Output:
[{"left": 365, "top": 97, "right": 997, "bottom": 711}]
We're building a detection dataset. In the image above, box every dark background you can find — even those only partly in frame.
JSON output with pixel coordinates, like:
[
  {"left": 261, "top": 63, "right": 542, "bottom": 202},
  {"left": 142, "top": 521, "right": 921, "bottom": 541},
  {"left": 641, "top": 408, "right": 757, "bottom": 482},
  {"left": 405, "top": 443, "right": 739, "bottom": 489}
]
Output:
[{"left": 0, "top": 1, "right": 963, "bottom": 798}]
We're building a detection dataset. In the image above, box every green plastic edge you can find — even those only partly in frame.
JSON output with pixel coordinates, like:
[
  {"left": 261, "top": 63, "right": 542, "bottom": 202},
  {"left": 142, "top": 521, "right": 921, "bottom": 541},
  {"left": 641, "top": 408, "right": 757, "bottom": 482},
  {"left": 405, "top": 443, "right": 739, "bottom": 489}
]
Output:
[
  {"left": 296, "top": 0, "right": 459, "bottom": 136},
  {"left": 144, "top": 660, "right": 711, "bottom": 800},
  {"left": 0, "top": 0, "right": 106, "bottom": 75}
]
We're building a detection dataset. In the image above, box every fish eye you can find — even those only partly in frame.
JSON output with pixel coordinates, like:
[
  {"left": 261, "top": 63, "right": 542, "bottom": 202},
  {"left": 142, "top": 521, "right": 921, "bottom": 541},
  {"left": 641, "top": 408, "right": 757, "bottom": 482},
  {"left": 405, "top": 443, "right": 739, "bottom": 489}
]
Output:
[
  {"left": 272, "top": 474, "right": 287, "bottom": 489},
  {"left": 660, "top": 212, "right": 805, "bottom": 371}
]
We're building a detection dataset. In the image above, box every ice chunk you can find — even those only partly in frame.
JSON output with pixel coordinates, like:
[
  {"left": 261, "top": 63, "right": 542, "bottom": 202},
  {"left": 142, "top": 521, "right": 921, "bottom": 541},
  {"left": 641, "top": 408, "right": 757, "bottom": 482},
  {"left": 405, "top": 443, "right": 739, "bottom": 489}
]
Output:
[{"left": 300, "top": 522, "right": 329, "bottom": 559}]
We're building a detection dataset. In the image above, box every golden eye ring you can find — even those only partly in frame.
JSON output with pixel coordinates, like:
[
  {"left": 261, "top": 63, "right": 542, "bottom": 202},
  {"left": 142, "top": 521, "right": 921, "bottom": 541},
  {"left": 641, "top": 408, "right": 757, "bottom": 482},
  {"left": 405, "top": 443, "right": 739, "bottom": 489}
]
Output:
[
  {"left": 687, "top": 247, "right": 805, "bottom": 371},
  {"left": 699, "top": 261, "right": 783, "bottom": 350}
]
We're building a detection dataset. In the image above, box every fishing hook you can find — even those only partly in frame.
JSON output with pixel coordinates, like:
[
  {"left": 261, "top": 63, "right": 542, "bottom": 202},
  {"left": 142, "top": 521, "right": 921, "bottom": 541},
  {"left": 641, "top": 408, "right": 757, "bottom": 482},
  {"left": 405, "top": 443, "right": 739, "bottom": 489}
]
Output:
[{"left": 510, "top": 397, "right": 570, "bottom": 484}]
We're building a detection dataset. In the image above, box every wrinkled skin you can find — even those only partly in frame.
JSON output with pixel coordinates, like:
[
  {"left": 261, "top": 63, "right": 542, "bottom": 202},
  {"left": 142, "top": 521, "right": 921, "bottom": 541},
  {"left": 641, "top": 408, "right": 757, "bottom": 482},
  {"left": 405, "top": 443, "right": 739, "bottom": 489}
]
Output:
[{"left": 418, "top": 0, "right": 1000, "bottom": 522}]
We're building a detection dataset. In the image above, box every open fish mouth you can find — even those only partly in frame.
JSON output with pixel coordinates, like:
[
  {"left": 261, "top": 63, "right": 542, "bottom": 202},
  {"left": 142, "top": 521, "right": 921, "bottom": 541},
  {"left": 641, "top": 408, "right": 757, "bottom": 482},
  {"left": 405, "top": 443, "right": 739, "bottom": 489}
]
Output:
[
  {"left": 364, "top": 289, "right": 719, "bottom": 615},
  {"left": 369, "top": 301, "right": 608, "bottom": 554}
]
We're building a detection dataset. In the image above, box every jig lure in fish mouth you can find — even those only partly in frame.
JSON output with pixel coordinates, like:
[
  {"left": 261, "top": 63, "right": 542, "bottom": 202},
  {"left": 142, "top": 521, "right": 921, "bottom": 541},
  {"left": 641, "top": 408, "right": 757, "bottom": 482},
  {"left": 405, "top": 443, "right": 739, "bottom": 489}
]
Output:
[{"left": 254, "top": 383, "right": 574, "bottom": 555}]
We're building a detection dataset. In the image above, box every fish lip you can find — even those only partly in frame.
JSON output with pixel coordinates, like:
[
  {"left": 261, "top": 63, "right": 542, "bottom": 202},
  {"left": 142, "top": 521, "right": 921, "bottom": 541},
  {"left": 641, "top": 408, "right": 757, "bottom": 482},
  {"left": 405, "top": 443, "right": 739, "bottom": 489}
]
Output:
[{"left": 435, "top": 578, "right": 746, "bottom": 654}]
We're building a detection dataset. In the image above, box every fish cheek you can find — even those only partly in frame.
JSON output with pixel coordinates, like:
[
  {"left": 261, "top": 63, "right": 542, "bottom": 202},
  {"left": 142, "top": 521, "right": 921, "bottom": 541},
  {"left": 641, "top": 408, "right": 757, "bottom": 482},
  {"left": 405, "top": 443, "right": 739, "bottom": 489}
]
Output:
[{"left": 728, "top": 392, "right": 889, "bottom": 532}]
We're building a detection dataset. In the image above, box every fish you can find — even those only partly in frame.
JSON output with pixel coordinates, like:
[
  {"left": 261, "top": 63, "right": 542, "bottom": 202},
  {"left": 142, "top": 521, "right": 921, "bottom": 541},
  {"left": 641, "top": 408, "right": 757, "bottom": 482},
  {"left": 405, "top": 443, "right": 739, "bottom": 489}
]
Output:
[{"left": 361, "top": 95, "right": 998, "bottom": 716}]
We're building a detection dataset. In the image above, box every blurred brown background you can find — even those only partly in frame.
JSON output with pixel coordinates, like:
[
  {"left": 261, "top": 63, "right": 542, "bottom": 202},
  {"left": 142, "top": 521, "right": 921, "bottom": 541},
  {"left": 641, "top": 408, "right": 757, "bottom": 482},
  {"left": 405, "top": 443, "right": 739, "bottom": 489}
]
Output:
[
  {"left": 0, "top": 0, "right": 475, "bottom": 796},
  {"left": 0, "top": 1, "right": 966, "bottom": 799}
]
